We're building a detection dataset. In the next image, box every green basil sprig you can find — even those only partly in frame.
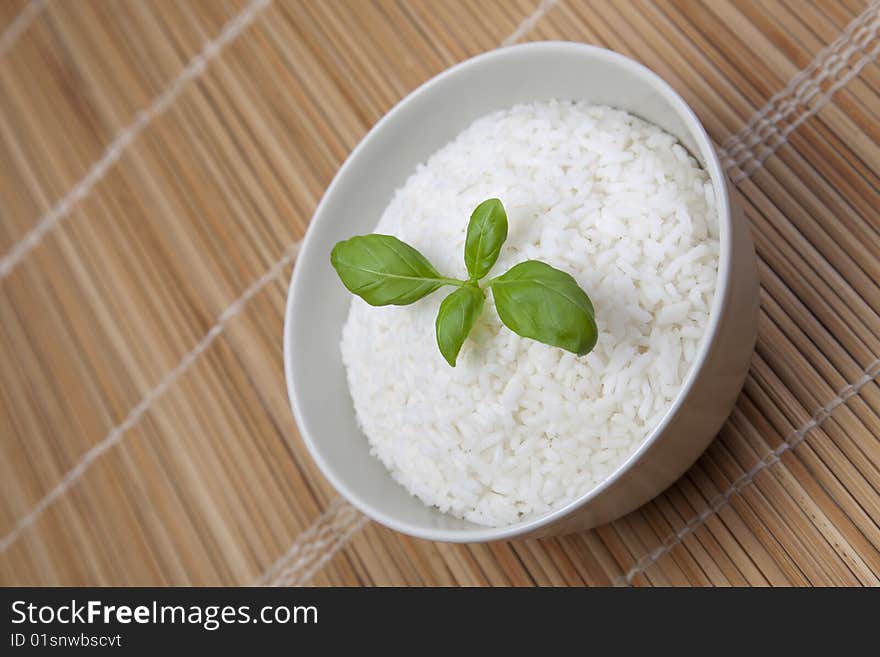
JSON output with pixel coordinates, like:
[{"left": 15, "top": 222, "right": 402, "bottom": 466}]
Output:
[{"left": 330, "top": 198, "right": 597, "bottom": 366}]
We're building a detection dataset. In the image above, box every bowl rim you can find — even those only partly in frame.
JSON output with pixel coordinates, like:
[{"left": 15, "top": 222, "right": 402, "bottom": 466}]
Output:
[{"left": 284, "top": 41, "right": 733, "bottom": 543}]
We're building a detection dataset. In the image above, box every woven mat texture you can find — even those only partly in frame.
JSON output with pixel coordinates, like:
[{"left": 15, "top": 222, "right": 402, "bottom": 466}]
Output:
[{"left": 1, "top": 0, "right": 879, "bottom": 586}]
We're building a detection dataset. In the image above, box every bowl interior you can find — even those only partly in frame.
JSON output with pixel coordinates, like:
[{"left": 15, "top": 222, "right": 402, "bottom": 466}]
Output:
[{"left": 285, "top": 42, "right": 726, "bottom": 542}]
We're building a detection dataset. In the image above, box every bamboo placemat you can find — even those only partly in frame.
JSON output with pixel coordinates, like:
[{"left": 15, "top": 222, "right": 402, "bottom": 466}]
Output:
[{"left": 0, "top": 0, "right": 878, "bottom": 587}]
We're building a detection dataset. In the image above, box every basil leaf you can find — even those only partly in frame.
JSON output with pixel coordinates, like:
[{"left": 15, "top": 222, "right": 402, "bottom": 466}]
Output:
[
  {"left": 464, "top": 198, "right": 508, "bottom": 281},
  {"left": 331, "top": 234, "right": 450, "bottom": 306},
  {"left": 435, "top": 285, "right": 484, "bottom": 367},
  {"left": 490, "top": 260, "right": 597, "bottom": 356}
]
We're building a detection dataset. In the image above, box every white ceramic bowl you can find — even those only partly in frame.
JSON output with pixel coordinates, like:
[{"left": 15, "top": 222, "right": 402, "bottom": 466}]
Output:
[{"left": 284, "top": 42, "right": 758, "bottom": 542}]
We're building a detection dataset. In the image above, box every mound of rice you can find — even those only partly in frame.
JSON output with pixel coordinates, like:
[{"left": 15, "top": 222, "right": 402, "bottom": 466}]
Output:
[{"left": 340, "top": 100, "right": 719, "bottom": 527}]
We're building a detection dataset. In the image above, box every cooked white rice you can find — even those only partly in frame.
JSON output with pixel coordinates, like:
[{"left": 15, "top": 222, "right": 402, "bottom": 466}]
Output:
[{"left": 340, "top": 100, "right": 719, "bottom": 527}]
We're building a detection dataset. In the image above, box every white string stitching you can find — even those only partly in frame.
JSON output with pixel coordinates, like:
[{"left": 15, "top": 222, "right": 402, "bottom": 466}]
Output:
[
  {"left": 501, "top": 0, "right": 558, "bottom": 46},
  {"left": 255, "top": 497, "right": 347, "bottom": 584},
  {"left": 615, "top": 357, "right": 880, "bottom": 586},
  {"left": 728, "top": 34, "right": 880, "bottom": 182},
  {"left": 290, "top": 515, "right": 370, "bottom": 586},
  {"left": 0, "top": 241, "right": 300, "bottom": 553},
  {"left": 256, "top": 500, "right": 367, "bottom": 587},
  {"left": 0, "top": 0, "right": 45, "bottom": 57},
  {"left": 720, "top": 1, "right": 880, "bottom": 180},
  {"left": 0, "top": 0, "right": 272, "bottom": 280},
  {"left": 722, "top": 1, "right": 878, "bottom": 161}
]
